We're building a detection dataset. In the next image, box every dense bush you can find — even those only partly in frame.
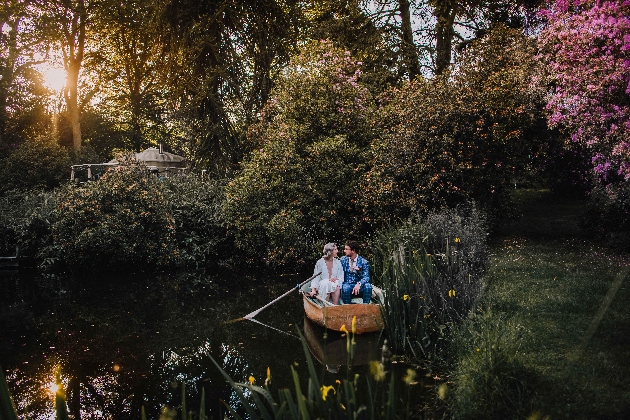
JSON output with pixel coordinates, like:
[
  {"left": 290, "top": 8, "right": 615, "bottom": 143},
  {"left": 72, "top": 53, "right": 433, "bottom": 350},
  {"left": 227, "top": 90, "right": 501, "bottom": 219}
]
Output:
[
  {"left": 371, "top": 204, "right": 488, "bottom": 362},
  {"left": 582, "top": 181, "right": 630, "bottom": 251},
  {"left": 48, "top": 164, "right": 179, "bottom": 271},
  {"left": 162, "top": 176, "right": 230, "bottom": 268},
  {"left": 225, "top": 41, "right": 376, "bottom": 266},
  {"left": 0, "top": 189, "right": 56, "bottom": 259},
  {"left": 539, "top": 0, "right": 630, "bottom": 244},
  {"left": 0, "top": 136, "right": 71, "bottom": 194},
  {"left": 365, "top": 26, "right": 548, "bottom": 225},
  {"left": 539, "top": 0, "right": 630, "bottom": 181}
]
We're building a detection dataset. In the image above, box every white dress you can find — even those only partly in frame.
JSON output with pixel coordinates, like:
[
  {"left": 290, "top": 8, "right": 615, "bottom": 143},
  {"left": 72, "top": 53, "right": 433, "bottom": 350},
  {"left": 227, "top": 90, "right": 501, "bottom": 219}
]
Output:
[{"left": 312, "top": 257, "right": 344, "bottom": 295}]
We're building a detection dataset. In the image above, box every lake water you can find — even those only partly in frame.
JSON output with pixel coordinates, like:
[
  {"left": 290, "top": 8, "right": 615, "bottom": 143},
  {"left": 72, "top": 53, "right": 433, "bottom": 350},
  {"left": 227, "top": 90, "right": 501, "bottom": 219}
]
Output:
[{"left": 1, "top": 268, "right": 424, "bottom": 419}]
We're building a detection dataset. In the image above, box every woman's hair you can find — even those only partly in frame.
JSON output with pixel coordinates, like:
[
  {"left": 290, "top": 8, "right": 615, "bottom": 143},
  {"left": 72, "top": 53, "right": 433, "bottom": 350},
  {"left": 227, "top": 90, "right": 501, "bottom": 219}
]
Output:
[{"left": 322, "top": 243, "right": 337, "bottom": 258}]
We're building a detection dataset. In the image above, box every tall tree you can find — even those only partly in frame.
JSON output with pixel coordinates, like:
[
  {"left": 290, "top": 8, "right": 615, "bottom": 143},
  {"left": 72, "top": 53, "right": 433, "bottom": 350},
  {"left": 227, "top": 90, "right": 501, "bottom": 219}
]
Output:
[
  {"left": 431, "top": 0, "right": 459, "bottom": 74},
  {"left": 302, "top": 0, "right": 401, "bottom": 89},
  {"left": 364, "top": 0, "right": 543, "bottom": 75},
  {"left": 38, "top": 0, "right": 92, "bottom": 150},
  {"left": 0, "top": 0, "right": 47, "bottom": 149},
  {"left": 92, "top": 0, "right": 168, "bottom": 151},
  {"left": 398, "top": 0, "right": 421, "bottom": 78},
  {"left": 158, "top": 0, "right": 301, "bottom": 170}
]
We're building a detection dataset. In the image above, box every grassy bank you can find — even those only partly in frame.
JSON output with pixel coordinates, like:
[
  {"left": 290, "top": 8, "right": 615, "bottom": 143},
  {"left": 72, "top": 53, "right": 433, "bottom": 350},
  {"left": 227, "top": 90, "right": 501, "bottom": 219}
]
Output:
[{"left": 450, "top": 190, "right": 630, "bottom": 419}]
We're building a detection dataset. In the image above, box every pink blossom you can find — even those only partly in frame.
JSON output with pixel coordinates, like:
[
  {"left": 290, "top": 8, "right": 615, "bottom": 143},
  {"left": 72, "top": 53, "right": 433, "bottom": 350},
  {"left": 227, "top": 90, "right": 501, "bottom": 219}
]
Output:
[{"left": 539, "top": 0, "right": 630, "bottom": 180}]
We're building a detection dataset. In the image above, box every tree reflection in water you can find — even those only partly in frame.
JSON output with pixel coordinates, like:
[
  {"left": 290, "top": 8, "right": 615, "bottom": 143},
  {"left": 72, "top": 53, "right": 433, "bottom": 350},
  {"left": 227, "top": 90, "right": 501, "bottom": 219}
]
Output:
[{"left": 0, "top": 269, "right": 314, "bottom": 419}]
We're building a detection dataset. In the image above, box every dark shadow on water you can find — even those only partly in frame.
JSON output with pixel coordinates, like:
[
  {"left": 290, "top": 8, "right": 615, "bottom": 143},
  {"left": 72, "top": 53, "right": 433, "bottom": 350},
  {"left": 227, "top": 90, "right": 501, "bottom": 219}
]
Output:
[
  {"left": 0, "top": 270, "right": 317, "bottom": 419},
  {"left": 302, "top": 315, "right": 382, "bottom": 368},
  {"left": 1, "top": 269, "right": 435, "bottom": 418}
]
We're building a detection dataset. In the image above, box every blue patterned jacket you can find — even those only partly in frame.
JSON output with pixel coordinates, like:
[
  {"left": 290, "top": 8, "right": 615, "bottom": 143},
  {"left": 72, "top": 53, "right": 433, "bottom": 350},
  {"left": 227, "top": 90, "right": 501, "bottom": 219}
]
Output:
[{"left": 340, "top": 255, "right": 370, "bottom": 285}]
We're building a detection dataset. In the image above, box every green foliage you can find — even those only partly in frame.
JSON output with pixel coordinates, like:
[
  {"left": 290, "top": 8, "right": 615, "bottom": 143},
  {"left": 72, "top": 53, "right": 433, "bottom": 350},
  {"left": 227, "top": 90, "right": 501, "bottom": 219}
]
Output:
[
  {"left": 49, "top": 164, "right": 179, "bottom": 271},
  {"left": 582, "top": 182, "right": 630, "bottom": 251},
  {"left": 162, "top": 176, "right": 230, "bottom": 268},
  {"left": 248, "top": 40, "right": 375, "bottom": 149},
  {"left": 365, "top": 25, "right": 548, "bottom": 225},
  {"left": 227, "top": 135, "right": 367, "bottom": 265},
  {"left": 302, "top": 1, "right": 401, "bottom": 93},
  {"left": 0, "top": 162, "right": 230, "bottom": 270},
  {"left": 371, "top": 205, "right": 488, "bottom": 362},
  {"left": 0, "top": 189, "right": 56, "bottom": 258},
  {"left": 0, "top": 136, "right": 71, "bottom": 194},
  {"left": 450, "top": 310, "right": 539, "bottom": 419},
  {"left": 225, "top": 41, "right": 376, "bottom": 266},
  {"left": 422, "top": 204, "right": 489, "bottom": 287}
]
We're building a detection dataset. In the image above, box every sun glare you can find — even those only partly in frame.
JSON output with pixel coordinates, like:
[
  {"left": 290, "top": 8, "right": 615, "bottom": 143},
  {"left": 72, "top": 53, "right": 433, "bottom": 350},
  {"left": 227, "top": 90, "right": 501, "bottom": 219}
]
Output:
[
  {"left": 42, "top": 67, "right": 66, "bottom": 92},
  {"left": 47, "top": 381, "right": 59, "bottom": 395}
]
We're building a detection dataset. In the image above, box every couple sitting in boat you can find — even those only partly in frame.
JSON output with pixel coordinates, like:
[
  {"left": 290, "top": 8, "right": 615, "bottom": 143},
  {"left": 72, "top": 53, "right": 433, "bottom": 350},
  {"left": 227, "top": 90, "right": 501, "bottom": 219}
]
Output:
[{"left": 309, "top": 240, "right": 372, "bottom": 305}]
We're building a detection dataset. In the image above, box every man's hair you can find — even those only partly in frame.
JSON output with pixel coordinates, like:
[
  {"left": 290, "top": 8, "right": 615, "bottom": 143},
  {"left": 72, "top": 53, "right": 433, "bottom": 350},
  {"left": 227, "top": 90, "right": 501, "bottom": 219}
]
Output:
[{"left": 345, "top": 240, "right": 360, "bottom": 253}]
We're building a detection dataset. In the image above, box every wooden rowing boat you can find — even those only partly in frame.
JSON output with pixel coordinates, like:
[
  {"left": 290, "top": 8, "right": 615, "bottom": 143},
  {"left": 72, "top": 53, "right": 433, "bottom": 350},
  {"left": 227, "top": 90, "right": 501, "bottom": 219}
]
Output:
[{"left": 300, "top": 284, "right": 384, "bottom": 334}]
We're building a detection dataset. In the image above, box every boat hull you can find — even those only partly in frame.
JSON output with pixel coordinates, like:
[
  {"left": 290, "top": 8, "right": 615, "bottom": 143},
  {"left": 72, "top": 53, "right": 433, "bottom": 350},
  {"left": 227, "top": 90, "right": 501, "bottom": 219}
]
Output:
[{"left": 302, "top": 294, "right": 383, "bottom": 334}]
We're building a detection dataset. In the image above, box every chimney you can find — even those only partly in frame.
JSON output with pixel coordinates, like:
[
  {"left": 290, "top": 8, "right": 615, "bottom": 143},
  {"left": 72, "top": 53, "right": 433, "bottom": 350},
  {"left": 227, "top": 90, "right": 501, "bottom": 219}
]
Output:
[{"left": 159, "top": 143, "right": 163, "bottom": 154}]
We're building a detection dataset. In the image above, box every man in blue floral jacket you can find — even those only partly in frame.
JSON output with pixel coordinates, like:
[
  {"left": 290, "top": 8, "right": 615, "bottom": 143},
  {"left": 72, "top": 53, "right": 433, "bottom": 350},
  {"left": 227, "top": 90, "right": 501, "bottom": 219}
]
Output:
[{"left": 340, "top": 240, "right": 372, "bottom": 304}]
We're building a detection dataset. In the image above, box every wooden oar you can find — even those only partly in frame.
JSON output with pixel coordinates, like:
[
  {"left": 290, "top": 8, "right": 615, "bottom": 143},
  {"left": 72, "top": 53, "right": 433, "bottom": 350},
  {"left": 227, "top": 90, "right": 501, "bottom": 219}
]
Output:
[{"left": 242, "top": 272, "right": 321, "bottom": 320}]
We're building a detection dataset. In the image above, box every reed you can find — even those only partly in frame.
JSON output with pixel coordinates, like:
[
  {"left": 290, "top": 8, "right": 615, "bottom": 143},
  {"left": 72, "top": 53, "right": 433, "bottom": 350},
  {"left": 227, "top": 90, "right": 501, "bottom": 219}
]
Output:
[
  {"left": 371, "top": 206, "right": 488, "bottom": 363},
  {"left": 210, "top": 328, "right": 417, "bottom": 420}
]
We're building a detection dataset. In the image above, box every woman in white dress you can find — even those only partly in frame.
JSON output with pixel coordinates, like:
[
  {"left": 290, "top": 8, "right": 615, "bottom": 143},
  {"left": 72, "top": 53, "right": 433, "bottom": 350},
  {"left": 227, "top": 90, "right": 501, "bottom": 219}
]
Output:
[{"left": 310, "top": 243, "right": 344, "bottom": 305}]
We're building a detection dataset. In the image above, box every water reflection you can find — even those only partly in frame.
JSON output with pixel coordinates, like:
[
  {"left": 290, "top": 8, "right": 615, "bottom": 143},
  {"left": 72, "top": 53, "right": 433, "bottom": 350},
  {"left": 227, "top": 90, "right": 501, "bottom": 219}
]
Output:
[
  {"left": 1, "top": 269, "right": 434, "bottom": 419},
  {"left": 0, "top": 269, "right": 314, "bottom": 419},
  {"left": 302, "top": 316, "right": 382, "bottom": 368}
]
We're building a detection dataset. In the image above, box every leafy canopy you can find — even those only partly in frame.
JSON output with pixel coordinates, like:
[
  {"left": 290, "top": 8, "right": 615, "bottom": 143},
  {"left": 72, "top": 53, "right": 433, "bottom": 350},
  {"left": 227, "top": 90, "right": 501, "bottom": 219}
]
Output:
[{"left": 225, "top": 40, "right": 376, "bottom": 266}]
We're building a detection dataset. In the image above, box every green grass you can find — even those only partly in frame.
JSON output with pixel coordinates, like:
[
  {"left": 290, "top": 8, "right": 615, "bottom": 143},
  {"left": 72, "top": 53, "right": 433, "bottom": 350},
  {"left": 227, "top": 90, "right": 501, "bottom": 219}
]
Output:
[{"left": 451, "top": 189, "right": 630, "bottom": 419}]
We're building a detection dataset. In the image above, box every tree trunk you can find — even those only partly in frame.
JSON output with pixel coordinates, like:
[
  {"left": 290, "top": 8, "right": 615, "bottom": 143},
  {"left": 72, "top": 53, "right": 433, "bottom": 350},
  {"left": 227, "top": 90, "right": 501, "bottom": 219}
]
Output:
[
  {"left": 65, "top": 62, "right": 82, "bottom": 150},
  {"left": 60, "top": 0, "right": 87, "bottom": 151},
  {"left": 67, "top": 378, "right": 82, "bottom": 420},
  {"left": 0, "top": 16, "right": 20, "bottom": 147},
  {"left": 434, "top": 1, "right": 458, "bottom": 75},
  {"left": 398, "top": 0, "right": 421, "bottom": 80}
]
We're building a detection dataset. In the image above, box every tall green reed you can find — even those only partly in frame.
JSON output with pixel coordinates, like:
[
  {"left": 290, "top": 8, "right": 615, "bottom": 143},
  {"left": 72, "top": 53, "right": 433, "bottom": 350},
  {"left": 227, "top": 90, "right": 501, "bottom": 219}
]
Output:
[
  {"left": 210, "top": 328, "right": 417, "bottom": 420},
  {"left": 371, "top": 206, "right": 488, "bottom": 362},
  {"left": 1, "top": 365, "right": 19, "bottom": 420}
]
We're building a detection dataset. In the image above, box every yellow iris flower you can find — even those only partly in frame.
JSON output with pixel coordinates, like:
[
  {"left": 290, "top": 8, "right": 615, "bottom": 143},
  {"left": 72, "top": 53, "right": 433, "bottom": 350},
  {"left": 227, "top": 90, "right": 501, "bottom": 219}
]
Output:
[
  {"left": 403, "top": 368, "right": 417, "bottom": 385},
  {"left": 369, "top": 361, "right": 386, "bottom": 382},
  {"left": 321, "top": 385, "right": 336, "bottom": 401}
]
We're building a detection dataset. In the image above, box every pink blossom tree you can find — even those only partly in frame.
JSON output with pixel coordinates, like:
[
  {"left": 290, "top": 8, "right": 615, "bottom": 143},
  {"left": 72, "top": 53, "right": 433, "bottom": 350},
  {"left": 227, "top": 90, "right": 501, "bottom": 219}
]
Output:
[{"left": 538, "top": 0, "right": 630, "bottom": 181}]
